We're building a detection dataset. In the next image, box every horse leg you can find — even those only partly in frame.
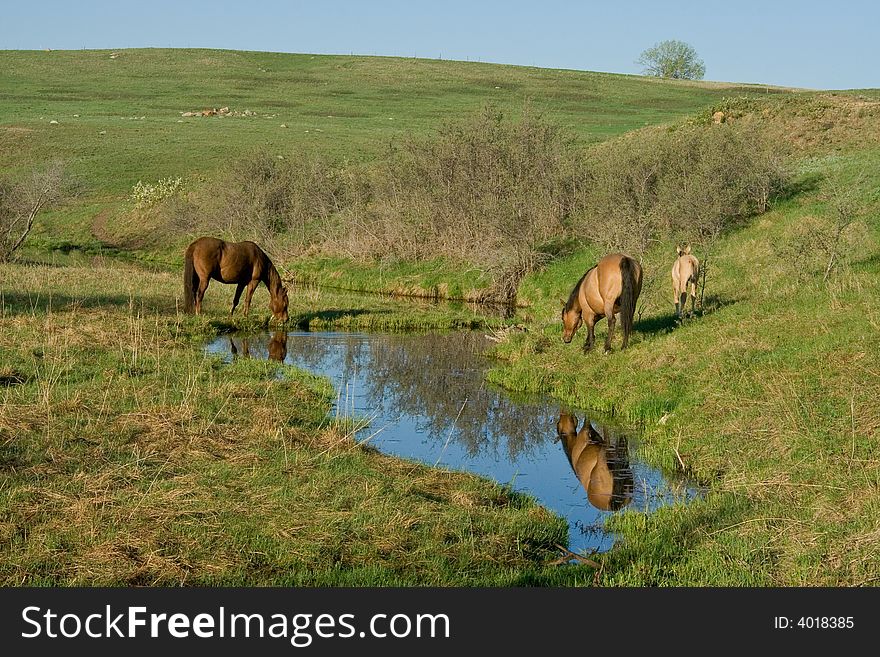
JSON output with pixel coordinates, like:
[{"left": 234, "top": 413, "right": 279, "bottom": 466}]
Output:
[
  {"left": 243, "top": 279, "right": 259, "bottom": 316},
  {"left": 672, "top": 278, "right": 680, "bottom": 318},
  {"left": 583, "top": 311, "right": 597, "bottom": 353},
  {"left": 231, "top": 282, "right": 245, "bottom": 316},
  {"left": 195, "top": 277, "right": 209, "bottom": 315},
  {"left": 603, "top": 300, "right": 617, "bottom": 353},
  {"left": 689, "top": 280, "right": 697, "bottom": 317}
]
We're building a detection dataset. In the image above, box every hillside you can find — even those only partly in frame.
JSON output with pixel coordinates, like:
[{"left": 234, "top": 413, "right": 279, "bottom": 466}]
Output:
[
  {"left": 3, "top": 49, "right": 880, "bottom": 586},
  {"left": 491, "top": 92, "right": 880, "bottom": 585},
  {"left": 1, "top": 49, "right": 790, "bottom": 255}
]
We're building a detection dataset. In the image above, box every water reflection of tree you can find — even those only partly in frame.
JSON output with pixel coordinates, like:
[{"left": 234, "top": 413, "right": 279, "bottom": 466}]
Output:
[
  {"left": 364, "top": 333, "right": 553, "bottom": 459},
  {"left": 222, "top": 331, "right": 556, "bottom": 460},
  {"left": 282, "top": 333, "right": 374, "bottom": 393}
]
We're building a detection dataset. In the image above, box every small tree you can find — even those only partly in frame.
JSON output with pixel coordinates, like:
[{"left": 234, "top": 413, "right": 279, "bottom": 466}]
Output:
[
  {"left": 772, "top": 174, "right": 874, "bottom": 287},
  {"left": 818, "top": 174, "right": 874, "bottom": 282},
  {"left": 637, "top": 40, "right": 705, "bottom": 80},
  {"left": 0, "top": 160, "right": 68, "bottom": 262}
]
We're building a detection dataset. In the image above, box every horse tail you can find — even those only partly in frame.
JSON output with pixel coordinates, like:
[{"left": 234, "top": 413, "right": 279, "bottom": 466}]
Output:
[
  {"left": 619, "top": 256, "right": 637, "bottom": 343},
  {"left": 183, "top": 249, "right": 196, "bottom": 313}
]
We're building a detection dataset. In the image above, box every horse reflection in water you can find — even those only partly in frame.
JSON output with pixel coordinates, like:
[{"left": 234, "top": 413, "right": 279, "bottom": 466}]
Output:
[
  {"left": 556, "top": 411, "right": 634, "bottom": 511},
  {"left": 228, "top": 331, "right": 289, "bottom": 362},
  {"left": 268, "top": 331, "right": 288, "bottom": 362}
]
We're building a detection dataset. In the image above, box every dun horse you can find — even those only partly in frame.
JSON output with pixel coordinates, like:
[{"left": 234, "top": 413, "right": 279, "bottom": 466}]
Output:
[
  {"left": 183, "top": 237, "right": 289, "bottom": 322},
  {"left": 555, "top": 411, "right": 633, "bottom": 512},
  {"left": 671, "top": 244, "right": 700, "bottom": 319},
  {"left": 561, "top": 253, "right": 642, "bottom": 352}
]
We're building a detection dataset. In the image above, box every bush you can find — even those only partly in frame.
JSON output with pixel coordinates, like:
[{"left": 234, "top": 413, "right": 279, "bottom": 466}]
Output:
[
  {"left": 578, "top": 122, "right": 786, "bottom": 259},
  {"left": 0, "top": 160, "right": 68, "bottom": 262},
  {"left": 336, "top": 106, "right": 584, "bottom": 301},
  {"left": 213, "top": 151, "right": 353, "bottom": 244},
  {"left": 130, "top": 177, "right": 184, "bottom": 210},
  {"left": 203, "top": 107, "right": 785, "bottom": 303}
]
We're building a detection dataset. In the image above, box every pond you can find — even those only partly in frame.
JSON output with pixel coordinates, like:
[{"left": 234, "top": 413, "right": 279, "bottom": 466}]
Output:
[{"left": 206, "top": 330, "right": 698, "bottom": 554}]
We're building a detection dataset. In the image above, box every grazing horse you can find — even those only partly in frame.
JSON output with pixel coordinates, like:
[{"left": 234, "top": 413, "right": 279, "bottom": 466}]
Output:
[
  {"left": 555, "top": 411, "right": 633, "bottom": 512},
  {"left": 183, "top": 237, "right": 289, "bottom": 322},
  {"left": 671, "top": 245, "right": 700, "bottom": 319},
  {"left": 561, "top": 253, "right": 643, "bottom": 353}
]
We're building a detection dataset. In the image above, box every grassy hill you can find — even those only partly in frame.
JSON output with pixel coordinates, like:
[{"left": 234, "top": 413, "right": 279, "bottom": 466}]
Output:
[
  {"left": 491, "top": 93, "right": 880, "bottom": 584},
  {"left": 3, "top": 49, "right": 880, "bottom": 586},
  {"left": 1, "top": 49, "right": 786, "bottom": 252}
]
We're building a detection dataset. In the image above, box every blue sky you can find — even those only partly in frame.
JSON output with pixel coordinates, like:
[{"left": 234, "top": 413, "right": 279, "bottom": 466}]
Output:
[{"left": 2, "top": 1, "right": 877, "bottom": 89}]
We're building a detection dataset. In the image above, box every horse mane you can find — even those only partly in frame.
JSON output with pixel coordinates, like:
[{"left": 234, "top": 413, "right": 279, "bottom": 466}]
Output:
[
  {"left": 264, "top": 255, "right": 284, "bottom": 294},
  {"left": 564, "top": 266, "right": 593, "bottom": 312}
]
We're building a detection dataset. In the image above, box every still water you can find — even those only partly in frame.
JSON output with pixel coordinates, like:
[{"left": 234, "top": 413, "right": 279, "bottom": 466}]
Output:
[{"left": 206, "top": 330, "right": 697, "bottom": 553}]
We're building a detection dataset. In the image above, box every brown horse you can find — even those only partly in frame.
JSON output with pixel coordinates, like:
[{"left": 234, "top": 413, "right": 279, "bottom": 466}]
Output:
[
  {"left": 555, "top": 411, "right": 633, "bottom": 512},
  {"left": 671, "top": 245, "right": 699, "bottom": 319},
  {"left": 561, "top": 253, "right": 642, "bottom": 352},
  {"left": 183, "top": 237, "right": 289, "bottom": 322}
]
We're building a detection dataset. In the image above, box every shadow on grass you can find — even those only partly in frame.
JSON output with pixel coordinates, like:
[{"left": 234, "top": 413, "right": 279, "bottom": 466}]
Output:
[
  {"left": 292, "top": 308, "right": 387, "bottom": 329},
  {"left": 634, "top": 293, "right": 739, "bottom": 338},
  {"left": 700, "top": 293, "right": 739, "bottom": 315},
  {"left": 635, "top": 313, "right": 679, "bottom": 337},
  {"left": 0, "top": 291, "right": 175, "bottom": 316},
  {"left": 774, "top": 171, "right": 824, "bottom": 203},
  {"left": 852, "top": 252, "right": 880, "bottom": 273}
]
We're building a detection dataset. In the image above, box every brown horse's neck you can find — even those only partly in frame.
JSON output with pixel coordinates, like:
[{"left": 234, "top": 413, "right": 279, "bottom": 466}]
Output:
[
  {"left": 264, "top": 260, "right": 284, "bottom": 298},
  {"left": 564, "top": 267, "right": 591, "bottom": 314}
]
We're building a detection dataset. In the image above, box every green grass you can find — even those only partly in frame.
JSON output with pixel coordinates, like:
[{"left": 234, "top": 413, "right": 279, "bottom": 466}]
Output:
[
  {"left": 1, "top": 48, "right": 792, "bottom": 276},
  {"left": 0, "top": 261, "right": 588, "bottom": 585},
  {"left": 4, "top": 48, "right": 880, "bottom": 586},
  {"left": 0, "top": 49, "right": 783, "bottom": 186},
  {"left": 488, "top": 148, "right": 880, "bottom": 585}
]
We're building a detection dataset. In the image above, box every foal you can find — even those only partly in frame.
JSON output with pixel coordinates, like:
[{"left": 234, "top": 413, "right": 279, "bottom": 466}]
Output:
[{"left": 671, "top": 245, "right": 699, "bottom": 319}]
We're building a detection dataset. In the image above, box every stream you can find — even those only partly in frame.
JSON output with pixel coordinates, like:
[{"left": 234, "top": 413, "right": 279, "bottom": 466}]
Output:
[{"left": 206, "top": 330, "right": 698, "bottom": 554}]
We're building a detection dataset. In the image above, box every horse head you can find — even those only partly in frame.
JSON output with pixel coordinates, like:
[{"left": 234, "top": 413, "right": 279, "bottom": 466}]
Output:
[
  {"left": 271, "top": 286, "right": 289, "bottom": 323},
  {"left": 556, "top": 411, "right": 579, "bottom": 439},
  {"left": 560, "top": 299, "right": 582, "bottom": 344}
]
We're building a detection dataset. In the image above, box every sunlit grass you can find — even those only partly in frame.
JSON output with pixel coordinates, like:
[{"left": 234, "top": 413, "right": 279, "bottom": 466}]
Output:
[
  {"left": 0, "top": 262, "right": 573, "bottom": 585},
  {"left": 487, "top": 149, "right": 880, "bottom": 585}
]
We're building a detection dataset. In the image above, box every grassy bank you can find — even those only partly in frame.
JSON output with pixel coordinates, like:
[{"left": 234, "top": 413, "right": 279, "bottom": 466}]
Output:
[
  {"left": 0, "top": 260, "right": 585, "bottom": 585},
  {"left": 3, "top": 48, "right": 790, "bottom": 290},
  {"left": 5, "top": 47, "right": 880, "bottom": 587},
  {"left": 488, "top": 147, "right": 880, "bottom": 585}
]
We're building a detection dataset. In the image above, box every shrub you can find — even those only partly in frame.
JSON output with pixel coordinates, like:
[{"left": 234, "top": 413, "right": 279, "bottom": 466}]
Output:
[
  {"left": 205, "top": 107, "right": 785, "bottom": 303},
  {"left": 216, "top": 151, "right": 352, "bottom": 244},
  {"left": 578, "top": 122, "right": 786, "bottom": 260},
  {"left": 0, "top": 160, "right": 68, "bottom": 262},
  {"left": 130, "top": 177, "right": 184, "bottom": 210},
  {"left": 337, "top": 106, "right": 584, "bottom": 302}
]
